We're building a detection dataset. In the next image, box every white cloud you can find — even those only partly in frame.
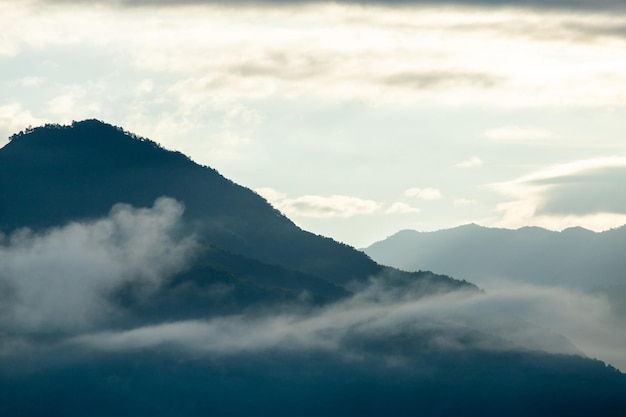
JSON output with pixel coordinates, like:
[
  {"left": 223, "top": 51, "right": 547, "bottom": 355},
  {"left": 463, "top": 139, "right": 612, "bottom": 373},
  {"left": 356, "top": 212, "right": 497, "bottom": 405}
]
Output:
[
  {"left": 485, "top": 126, "right": 557, "bottom": 143},
  {"left": 255, "top": 187, "right": 287, "bottom": 202},
  {"left": 404, "top": 187, "right": 443, "bottom": 200},
  {"left": 0, "top": 197, "right": 197, "bottom": 331},
  {"left": 257, "top": 188, "right": 382, "bottom": 218},
  {"left": 48, "top": 93, "right": 78, "bottom": 115},
  {"left": 455, "top": 156, "right": 483, "bottom": 168},
  {"left": 281, "top": 195, "right": 382, "bottom": 218},
  {"left": 386, "top": 202, "right": 420, "bottom": 214}
]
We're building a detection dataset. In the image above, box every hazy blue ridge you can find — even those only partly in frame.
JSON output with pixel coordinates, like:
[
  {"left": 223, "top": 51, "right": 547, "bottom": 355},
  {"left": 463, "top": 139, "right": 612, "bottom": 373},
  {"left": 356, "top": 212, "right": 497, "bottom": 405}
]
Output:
[{"left": 364, "top": 223, "right": 626, "bottom": 290}]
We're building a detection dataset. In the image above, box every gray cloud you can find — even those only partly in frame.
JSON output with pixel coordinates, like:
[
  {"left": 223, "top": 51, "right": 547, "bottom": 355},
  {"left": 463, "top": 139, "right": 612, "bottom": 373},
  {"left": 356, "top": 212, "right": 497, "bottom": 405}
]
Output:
[
  {"left": 0, "top": 197, "right": 197, "bottom": 332},
  {"left": 256, "top": 189, "right": 382, "bottom": 218},
  {"left": 491, "top": 158, "right": 626, "bottom": 231},
  {"left": 383, "top": 71, "right": 502, "bottom": 90},
  {"left": 533, "top": 167, "right": 626, "bottom": 216},
  {"left": 564, "top": 21, "right": 626, "bottom": 39},
  {"left": 71, "top": 277, "right": 626, "bottom": 371},
  {"left": 35, "top": 0, "right": 626, "bottom": 12}
]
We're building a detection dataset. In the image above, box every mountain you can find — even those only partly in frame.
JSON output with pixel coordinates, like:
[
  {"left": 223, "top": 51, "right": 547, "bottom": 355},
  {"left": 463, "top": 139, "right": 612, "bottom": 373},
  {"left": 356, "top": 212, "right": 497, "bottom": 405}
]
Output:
[
  {"left": 0, "top": 120, "right": 377, "bottom": 285},
  {"left": 0, "top": 120, "right": 471, "bottom": 322},
  {"left": 1, "top": 121, "right": 626, "bottom": 416},
  {"left": 364, "top": 223, "right": 626, "bottom": 371},
  {"left": 364, "top": 223, "right": 626, "bottom": 290},
  {"left": 2, "top": 349, "right": 625, "bottom": 417}
]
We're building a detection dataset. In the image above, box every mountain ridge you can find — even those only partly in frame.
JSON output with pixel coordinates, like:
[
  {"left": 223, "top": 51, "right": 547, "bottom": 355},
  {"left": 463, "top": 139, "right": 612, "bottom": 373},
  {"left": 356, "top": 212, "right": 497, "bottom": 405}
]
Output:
[
  {"left": 365, "top": 222, "right": 626, "bottom": 289},
  {"left": 0, "top": 119, "right": 475, "bottom": 312}
]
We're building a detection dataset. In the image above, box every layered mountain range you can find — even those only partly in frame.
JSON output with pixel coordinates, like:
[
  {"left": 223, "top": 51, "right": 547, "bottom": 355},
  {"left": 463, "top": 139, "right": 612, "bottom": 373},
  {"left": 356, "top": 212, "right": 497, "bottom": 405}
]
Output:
[
  {"left": 1, "top": 120, "right": 624, "bottom": 416},
  {"left": 364, "top": 223, "right": 626, "bottom": 290}
]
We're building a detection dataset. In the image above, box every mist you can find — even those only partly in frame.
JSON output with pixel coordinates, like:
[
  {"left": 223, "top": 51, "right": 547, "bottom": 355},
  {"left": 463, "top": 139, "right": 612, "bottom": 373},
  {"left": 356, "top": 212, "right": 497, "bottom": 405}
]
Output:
[
  {"left": 72, "top": 276, "right": 626, "bottom": 371},
  {"left": 0, "top": 199, "right": 624, "bottom": 373},
  {"left": 0, "top": 197, "right": 197, "bottom": 332}
]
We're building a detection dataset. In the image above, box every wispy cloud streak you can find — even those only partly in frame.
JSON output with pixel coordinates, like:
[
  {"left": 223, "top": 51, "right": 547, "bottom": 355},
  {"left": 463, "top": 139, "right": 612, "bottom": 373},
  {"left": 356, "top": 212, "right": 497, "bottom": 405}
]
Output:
[
  {"left": 71, "top": 278, "right": 626, "bottom": 371},
  {"left": 491, "top": 157, "right": 626, "bottom": 231}
]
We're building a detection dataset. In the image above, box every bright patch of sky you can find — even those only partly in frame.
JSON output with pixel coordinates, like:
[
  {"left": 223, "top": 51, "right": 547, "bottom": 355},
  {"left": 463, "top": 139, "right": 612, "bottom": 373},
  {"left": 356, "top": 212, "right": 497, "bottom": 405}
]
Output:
[{"left": 2, "top": 0, "right": 626, "bottom": 246}]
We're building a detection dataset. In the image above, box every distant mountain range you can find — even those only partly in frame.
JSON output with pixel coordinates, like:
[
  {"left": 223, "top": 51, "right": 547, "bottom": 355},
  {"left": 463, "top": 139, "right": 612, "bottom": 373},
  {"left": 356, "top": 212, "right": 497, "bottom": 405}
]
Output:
[
  {"left": 364, "top": 223, "right": 626, "bottom": 360},
  {"left": 1, "top": 120, "right": 625, "bottom": 416},
  {"left": 364, "top": 223, "right": 626, "bottom": 290}
]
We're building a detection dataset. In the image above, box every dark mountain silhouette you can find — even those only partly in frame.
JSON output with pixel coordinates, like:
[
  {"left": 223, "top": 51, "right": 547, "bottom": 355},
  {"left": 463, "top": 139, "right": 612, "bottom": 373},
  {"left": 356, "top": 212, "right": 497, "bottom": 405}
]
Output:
[
  {"left": 0, "top": 120, "right": 375, "bottom": 285},
  {"left": 364, "top": 223, "right": 626, "bottom": 290}
]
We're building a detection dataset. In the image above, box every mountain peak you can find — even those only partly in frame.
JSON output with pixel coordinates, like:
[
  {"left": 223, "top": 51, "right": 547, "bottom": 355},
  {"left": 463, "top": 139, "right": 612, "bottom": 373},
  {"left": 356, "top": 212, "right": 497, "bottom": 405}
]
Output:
[
  {"left": 2, "top": 120, "right": 435, "bottom": 289},
  {"left": 9, "top": 119, "right": 130, "bottom": 145},
  {"left": 11, "top": 119, "right": 137, "bottom": 141},
  {"left": 0, "top": 120, "right": 240, "bottom": 232}
]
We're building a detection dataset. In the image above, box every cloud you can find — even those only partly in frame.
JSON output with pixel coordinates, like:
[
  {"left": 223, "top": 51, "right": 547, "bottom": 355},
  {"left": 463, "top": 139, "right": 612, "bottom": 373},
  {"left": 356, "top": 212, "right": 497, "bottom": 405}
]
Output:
[
  {"left": 71, "top": 277, "right": 626, "bottom": 371},
  {"left": 490, "top": 157, "right": 626, "bottom": 230},
  {"left": 4, "top": 1, "right": 626, "bottom": 112},
  {"left": 255, "top": 188, "right": 382, "bottom": 218},
  {"left": 70, "top": 287, "right": 509, "bottom": 356},
  {"left": 404, "top": 187, "right": 443, "bottom": 200},
  {"left": 485, "top": 126, "right": 557, "bottom": 143},
  {"left": 32, "top": 0, "right": 626, "bottom": 12},
  {"left": 455, "top": 156, "right": 483, "bottom": 168},
  {"left": 281, "top": 195, "right": 382, "bottom": 218},
  {"left": 0, "top": 197, "right": 197, "bottom": 331},
  {"left": 386, "top": 202, "right": 420, "bottom": 214},
  {"left": 0, "top": 104, "right": 47, "bottom": 146},
  {"left": 47, "top": 88, "right": 102, "bottom": 120},
  {"left": 255, "top": 187, "right": 287, "bottom": 202},
  {"left": 470, "top": 282, "right": 626, "bottom": 371}
]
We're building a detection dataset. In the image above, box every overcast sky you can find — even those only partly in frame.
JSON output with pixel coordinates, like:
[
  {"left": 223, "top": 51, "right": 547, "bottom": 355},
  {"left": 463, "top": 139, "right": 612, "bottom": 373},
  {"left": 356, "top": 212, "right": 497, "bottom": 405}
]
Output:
[{"left": 2, "top": 0, "right": 626, "bottom": 247}]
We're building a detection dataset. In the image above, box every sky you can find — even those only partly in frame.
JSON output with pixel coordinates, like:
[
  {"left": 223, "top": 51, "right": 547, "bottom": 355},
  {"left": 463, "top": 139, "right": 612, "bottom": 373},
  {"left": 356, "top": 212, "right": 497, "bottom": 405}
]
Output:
[{"left": 2, "top": 0, "right": 626, "bottom": 247}]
